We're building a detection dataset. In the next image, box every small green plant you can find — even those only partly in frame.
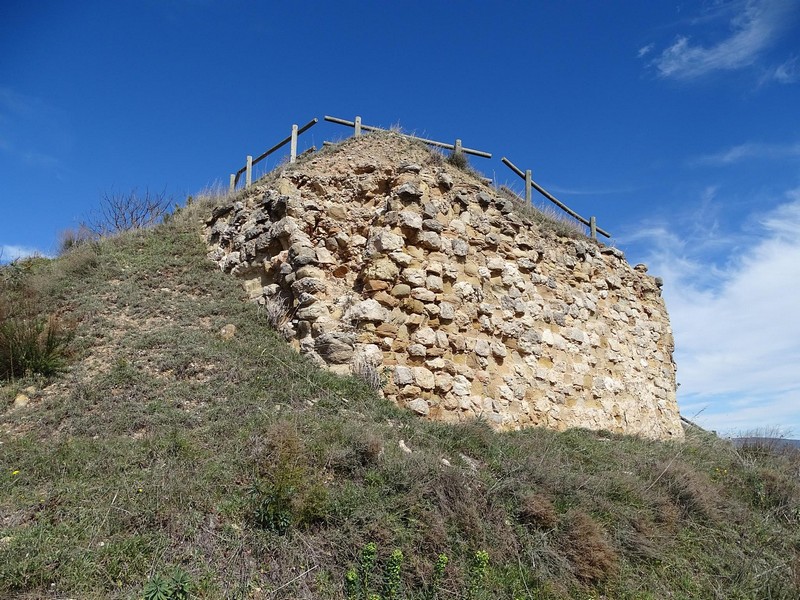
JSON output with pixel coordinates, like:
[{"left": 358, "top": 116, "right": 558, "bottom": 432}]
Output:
[
  {"left": 427, "top": 553, "right": 448, "bottom": 600},
  {"left": 467, "top": 550, "right": 490, "bottom": 600},
  {"left": 381, "top": 549, "right": 403, "bottom": 600},
  {"left": 250, "top": 480, "right": 294, "bottom": 534},
  {"left": 142, "top": 569, "right": 192, "bottom": 600},
  {"left": 0, "top": 312, "right": 73, "bottom": 380},
  {"left": 360, "top": 541, "right": 378, "bottom": 599},
  {"left": 345, "top": 567, "right": 359, "bottom": 600}
]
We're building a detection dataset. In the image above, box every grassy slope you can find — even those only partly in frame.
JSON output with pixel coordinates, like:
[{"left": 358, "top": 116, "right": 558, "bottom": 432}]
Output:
[{"left": 1, "top": 204, "right": 799, "bottom": 599}]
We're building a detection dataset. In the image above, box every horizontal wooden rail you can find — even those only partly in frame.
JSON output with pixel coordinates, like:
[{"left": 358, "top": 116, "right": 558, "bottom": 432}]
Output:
[
  {"left": 501, "top": 157, "right": 610, "bottom": 239},
  {"left": 324, "top": 115, "right": 492, "bottom": 159},
  {"left": 231, "top": 118, "right": 319, "bottom": 190}
]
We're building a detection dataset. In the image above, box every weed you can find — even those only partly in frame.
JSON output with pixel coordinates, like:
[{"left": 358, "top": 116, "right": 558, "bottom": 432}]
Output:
[
  {"left": 351, "top": 354, "right": 382, "bottom": 392},
  {"left": 446, "top": 150, "right": 470, "bottom": 171},
  {"left": 467, "top": 550, "right": 490, "bottom": 600},
  {"left": 0, "top": 308, "right": 73, "bottom": 380},
  {"left": 261, "top": 293, "right": 291, "bottom": 330},
  {"left": 142, "top": 568, "right": 193, "bottom": 600}
]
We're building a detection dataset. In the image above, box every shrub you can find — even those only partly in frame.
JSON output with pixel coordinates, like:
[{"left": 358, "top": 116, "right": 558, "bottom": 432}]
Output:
[
  {"left": 0, "top": 310, "right": 73, "bottom": 380},
  {"left": 517, "top": 492, "right": 559, "bottom": 530},
  {"left": 446, "top": 150, "right": 470, "bottom": 171},
  {"left": 58, "top": 225, "right": 98, "bottom": 254},
  {"left": 560, "top": 510, "right": 618, "bottom": 584},
  {"left": 352, "top": 354, "right": 382, "bottom": 392},
  {"left": 261, "top": 294, "right": 291, "bottom": 330}
]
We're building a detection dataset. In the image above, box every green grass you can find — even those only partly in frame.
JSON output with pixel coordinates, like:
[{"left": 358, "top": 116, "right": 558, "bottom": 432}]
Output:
[{"left": 1, "top": 199, "right": 799, "bottom": 599}]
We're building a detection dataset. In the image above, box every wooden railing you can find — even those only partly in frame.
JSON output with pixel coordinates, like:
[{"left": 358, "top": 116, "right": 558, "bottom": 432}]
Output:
[
  {"left": 229, "top": 118, "right": 318, "bottom": 192},
  {"left": 324, "top": 115, "right": 492, "bottom": 159},
  {"left": 227, "top": 113, "right": 611, "bottom": 240},
  {"left": 501, "top": 157, "right": 610, "bottom": 239}
]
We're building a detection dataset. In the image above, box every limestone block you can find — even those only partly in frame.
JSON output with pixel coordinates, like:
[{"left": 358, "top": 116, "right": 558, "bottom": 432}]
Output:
[
  {"left": 374, "top": 291, "right": 400, "bottom": 307},
  {"left": 364, "top": 258, "right": 400, "bottom": 281},
  {"left": 374, "top": 230, "right": 405, "bottom": 253},
  {"left": 418, "top": 231, "right": 442, "bottom": 250},
  {"left": 407, "top": 398, "right": 430, "bottom": 416},
  {"left": 292, "top": 278, "right": 327, "bottom": 295},
  {"left": 408, "top": 344, "right": 427, "bottom": 357},
  {"left": 491, "top": 341, "right": 508, "bottom": 358},
  {"left": 390, "top": 283, "right": 411, "bottom": 297},
  {"left": 426, "top": 274, "right": 444, "bottom": 292},
  {"left": 413, "top": 327, "right": 437, "bottom": 347},
  {"left": 347, "top": 299, "right": 389, "bottom": 322},
  {"left": 452, "top": 375, "right": 471, "bottom": 396},
  {"left": 389, "top": 251, "right": 414, "bottom": 266},
  {"left": 296, "top": 303, "right": 330, "bottom": 321},
  {"left": 414, "top": 367, "right": 436, "bottom": 390},
  {"left": 411, "top": 287, "right": 436, "bottom": 303},
  {"left": 398, "top": 210, "right": 423, "bottom": 230},
  {"left": 402, "top": 268, "right": 426, "bottom": 287},
  {"left": 394, "top": 365, "right": 414, "bottom": 386},
  {"left": 439, "top": 302, "right": 455, "bottom": 320},
  {"left": 315, "top": 332, "right": 355, "bottom": 364},
  {"left": 435, "top": 371, "right": 453, "bottom": 392}
]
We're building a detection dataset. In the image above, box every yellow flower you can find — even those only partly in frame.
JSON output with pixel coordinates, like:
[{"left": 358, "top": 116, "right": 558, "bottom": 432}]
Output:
[{"left": 11, "top": 470, "right": 20, "bottom": 476}]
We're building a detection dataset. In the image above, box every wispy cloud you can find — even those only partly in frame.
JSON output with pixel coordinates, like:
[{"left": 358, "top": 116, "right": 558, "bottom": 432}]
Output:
[
  {"left": 0, "top": 86, "right": 70, "bottom": 172},
  {"left": 637, "top": 43, "right": 654, "bottom": 58},
  {"left": 650, "top": 0, "right": 797, "bottom": 80},
  {"left": 692, "top": 141, "right": 800, "bottom": 165},
  {"left": 547, "top": 184, "right": 641, "bottom": 196},
  {"left": 0, "top": 244, "right": 49, "bottom": 263},
  {"left": 625, "top": 189, "right": 800, "bottom": 435},
  {"left": 760, "top": 55, "right": 800, "bottom": 84}
]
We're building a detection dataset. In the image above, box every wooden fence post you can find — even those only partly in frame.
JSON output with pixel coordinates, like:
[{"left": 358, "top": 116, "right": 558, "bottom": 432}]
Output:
[
  {"left": 525, "top": 170, "right": 532, "bottom": 205},
  {"left": 290, "top": 124, "right": 298, "bottom": 163},
  {"left": 590, "top": 216, "right": 597, "bottom": 240},
  {"left": 454, "top": 138, "right": 462, "bottom": 156},
  {"left": 246, "top": 155, "right": 252, "bottom": 188},
  {"left": 229, "top": 174, "right": 235, "bottom": 193},
  {"left": 354, "top": 116, "right": 362, "bottom": 137}
]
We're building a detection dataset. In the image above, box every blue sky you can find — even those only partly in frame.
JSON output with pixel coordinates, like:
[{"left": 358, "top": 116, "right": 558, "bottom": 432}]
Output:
[{"left": 2, "top": 1, "right": 799, "bottom": 436}]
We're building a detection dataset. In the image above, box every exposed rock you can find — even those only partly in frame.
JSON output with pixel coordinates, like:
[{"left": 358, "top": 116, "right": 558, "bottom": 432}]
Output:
[
  {"left": 205, "top": 132, "right": 683, "bottom": 441},
  {"left": 315, "top": 332, "right": 355, "bottom": 364},
  {"left": 407, "top": 398, "right": 430, "bottom": 416}
]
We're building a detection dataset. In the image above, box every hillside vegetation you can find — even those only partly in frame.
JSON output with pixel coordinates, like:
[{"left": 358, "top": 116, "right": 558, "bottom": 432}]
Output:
[{"left": 1, "top": 197, "right": 799, "bottom": 599}]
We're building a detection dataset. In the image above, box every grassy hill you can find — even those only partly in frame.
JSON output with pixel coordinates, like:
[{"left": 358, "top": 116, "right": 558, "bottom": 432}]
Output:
[{"left": 1, "top": 198, "right": 799, "bottom": 599}]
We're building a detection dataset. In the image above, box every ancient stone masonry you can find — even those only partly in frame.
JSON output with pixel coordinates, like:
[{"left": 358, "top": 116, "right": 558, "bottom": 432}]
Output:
[{"left": 205, "top": 132, "right": 684, "bottom": 440}]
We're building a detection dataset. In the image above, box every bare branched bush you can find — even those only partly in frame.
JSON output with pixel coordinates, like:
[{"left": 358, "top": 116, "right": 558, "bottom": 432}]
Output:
[{"left": 89, "top": 188, "right": 172, "bottom": 235}]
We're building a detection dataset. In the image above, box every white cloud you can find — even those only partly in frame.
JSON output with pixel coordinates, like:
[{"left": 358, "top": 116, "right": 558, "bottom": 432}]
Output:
[
  {"left": 637, "top": 43, "right": 654, "bottom": 58},
  {"left": 627, "top": 190, "right": 800, "bottom": 435},
  {"left": 692, "top": 141, "right": 800, "bottom": 165},
  {"left": 0, "top": 244, "right": 49, "bottom": 263},
  {"left": 761, "top": 55, "right": 800, "bottom": 84},
  {"left": 652, "top": 0, "right": 797, "bottom": 79}
]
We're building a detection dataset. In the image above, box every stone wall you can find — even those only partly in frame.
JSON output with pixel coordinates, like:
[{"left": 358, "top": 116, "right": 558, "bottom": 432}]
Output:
[{"left": 205, "top": 132, "right": 683, "bottom": 440}]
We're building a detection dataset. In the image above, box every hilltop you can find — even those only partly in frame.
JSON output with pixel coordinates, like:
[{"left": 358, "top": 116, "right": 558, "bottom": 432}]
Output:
[
  {"left": 206, "top": 132, "right": 681, "bottom": 440},
  {"left": 0, "top": 136, "right": 799, "bottom": 599}
]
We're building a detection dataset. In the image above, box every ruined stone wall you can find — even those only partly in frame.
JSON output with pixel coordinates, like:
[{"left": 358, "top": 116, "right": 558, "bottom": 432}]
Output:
[{"left": 206, "top": 133, "right": 683, "bottom": 440}]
